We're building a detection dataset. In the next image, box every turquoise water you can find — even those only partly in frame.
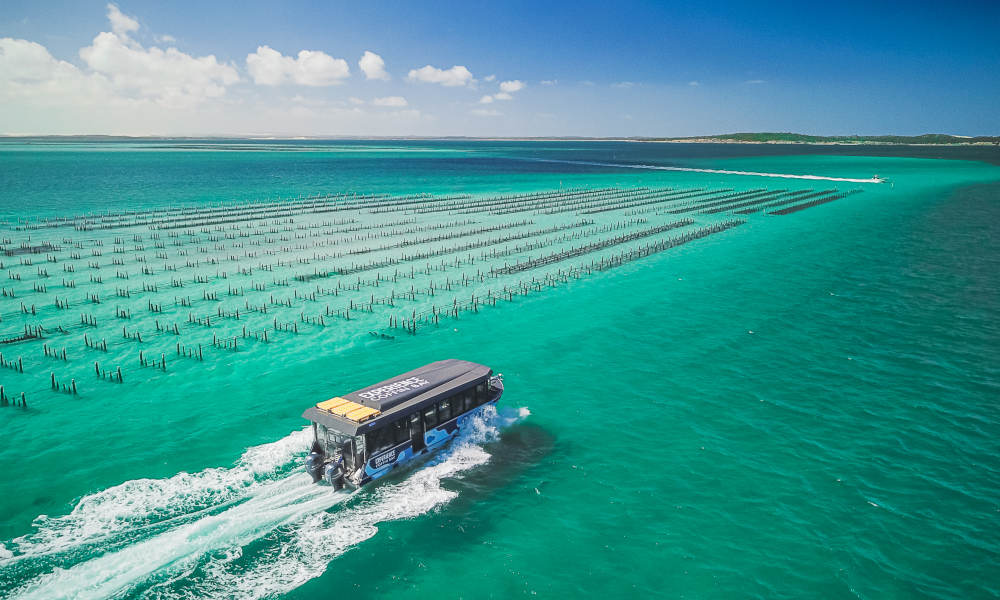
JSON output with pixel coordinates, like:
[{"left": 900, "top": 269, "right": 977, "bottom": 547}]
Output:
[{"left": 0, "top": 140, "right": 998, "bottom": 599}]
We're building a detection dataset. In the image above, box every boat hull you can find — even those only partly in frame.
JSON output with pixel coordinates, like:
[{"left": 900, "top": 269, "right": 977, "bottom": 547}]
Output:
[{"left": 351, "top": 394, "right": 500, "bottom": 488}]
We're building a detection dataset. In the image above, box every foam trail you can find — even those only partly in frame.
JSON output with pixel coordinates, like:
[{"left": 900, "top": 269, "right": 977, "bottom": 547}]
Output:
[
  {"left": 3, "top": 428, "right": 313, "bottom": 563},
  {"left": 7, "top": 406, "right": 523, "bottom": 600},
  {"left": 12, "top": 473, "right": 345, "bottom": 600},
  {"left": 521, "top": 157, "right": 884, "bottom": 183},
  {"left": 172, "top": 406, "right": 514, "bottom": 600}
]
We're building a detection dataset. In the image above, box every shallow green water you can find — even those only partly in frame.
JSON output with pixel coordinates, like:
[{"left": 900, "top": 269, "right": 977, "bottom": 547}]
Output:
[{"left": 0, "top": 141, "right": 997, "bottom": 599}]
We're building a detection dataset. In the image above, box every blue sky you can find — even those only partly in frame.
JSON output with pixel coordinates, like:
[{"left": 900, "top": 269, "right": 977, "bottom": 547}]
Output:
[{"left": 1, "top": 0, "right": 997, "bottom": 136}]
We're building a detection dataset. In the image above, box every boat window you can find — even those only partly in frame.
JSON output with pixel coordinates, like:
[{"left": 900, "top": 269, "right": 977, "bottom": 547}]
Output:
[
  {"left": 321, "top": 428, "right": 360, "bottom": 464},
  {"left": 438, "top": 398, "right": 452, "bottom": 422},
  {"left": 363, "top": 430, "right": 377, "bottom": 453},
  {"left": 423, "top": 405, "right": 438, "bottom": 429},
  {"left": 342, "top": 438, "right": 355, "bottom": 470},
  {"left": 366, "top": 427, "right": 394, "bottom": 454},
  {"left": 466, "top": 388, "right": 477, "bottom": 409},
  {"left": 409, "top": 412, "right": 423, "bottom": 442},
  {"left": 393, "top": 419, "right": 409, "bottom": 444},
  {"left": 324, "top": 428, "right": 352, "bottom": 454}
]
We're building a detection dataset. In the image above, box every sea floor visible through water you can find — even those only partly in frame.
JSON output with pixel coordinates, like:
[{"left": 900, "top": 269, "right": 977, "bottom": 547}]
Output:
[{"left": 0, "top": 140, "right": 998, "bottom": 599}]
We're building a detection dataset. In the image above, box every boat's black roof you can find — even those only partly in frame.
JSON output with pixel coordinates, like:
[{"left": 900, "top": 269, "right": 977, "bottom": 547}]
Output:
[{"left": 302, "top": 359, "right": 492, "bottom": 435}]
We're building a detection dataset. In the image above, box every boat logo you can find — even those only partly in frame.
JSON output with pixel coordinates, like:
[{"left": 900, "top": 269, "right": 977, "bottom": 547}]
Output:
[
  {"left": 358, "top": 377, "right": 431, "bottom": 401},
  {"left": 370, "top": 447, "right": 398, "bottom": 469}
]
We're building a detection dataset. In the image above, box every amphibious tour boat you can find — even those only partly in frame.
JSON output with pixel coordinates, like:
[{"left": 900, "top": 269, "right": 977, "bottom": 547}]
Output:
[{"left": 302, "top": 359, "right": 503, "bottom": 489}]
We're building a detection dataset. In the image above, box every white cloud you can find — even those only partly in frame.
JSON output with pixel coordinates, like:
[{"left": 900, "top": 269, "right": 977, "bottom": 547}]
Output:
[
  {"left": 0, "top": 9, "right": 244, "bottom": 131},
  {"left": 106, "top": 3, "right": 139, "bottom": 37},
  {"left": 359, "top": 50, "right": 389, "bottom": 81},
  {"left": 407, "top": 64, "right": 473, "bottom": 87},
  {"left": 79, "top": 35, "right": 239, "bottom": 108},
  {"left": 745, "top": 79, "right": 765, "bottom": 84},
  {"left": 475, "top": 79, "right": 524, "bottom": 104},
  {"left": 484, "top": 74, "right": 496, "bottom": 82},
  {"left": 372, "top": 95, "right": 407, "bottom": 107},
  {"left": 245, "top": 47, "right": 287, "bottom": 85},
  {"left": 499, "top": 79, "right": 524, "bottom": 93},
  {"left": 612, "top": 81, "right": 634, "bottom": 88},
  {"left": 155, "top": 34, "right": 176, "bottom": 43},
  {"left": 471, "top": 108, "right": 501, "bottom": 117},
  {"left": 688, "top": 80, "right": 700, "bottom": 86},
  {"left": 1, "top": 38, "right": 72, "bottom": 83},
  {"left": 246, "top": 46, "right": 349, "bottom": 86},
  {"left": 1, "top": 37, "right": 112, "bottom": 106},
  {"left": 74, "top": 5, "right": 239, "bottom": 108},
  {"left": 540, "top": 79, "right": 557, "bottom": 85},
  {"left": 0, "top": 5, "right": 488, "bottom": 136}
]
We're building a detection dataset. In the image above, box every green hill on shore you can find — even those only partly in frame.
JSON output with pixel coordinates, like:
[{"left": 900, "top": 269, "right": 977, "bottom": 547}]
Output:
[{"left": 659, "top": 132, "right": 1000, "bottom": 145}]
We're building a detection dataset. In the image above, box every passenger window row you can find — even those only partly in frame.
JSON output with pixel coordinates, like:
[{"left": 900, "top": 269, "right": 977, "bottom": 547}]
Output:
[{"left": 366, "top": 381, "right": 493, "bottom": 455}]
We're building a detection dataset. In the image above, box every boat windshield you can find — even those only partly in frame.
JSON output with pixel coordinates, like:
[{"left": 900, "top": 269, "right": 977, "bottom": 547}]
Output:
[{"left": 317, "top": 424, "right": 361, "bottom": 454}]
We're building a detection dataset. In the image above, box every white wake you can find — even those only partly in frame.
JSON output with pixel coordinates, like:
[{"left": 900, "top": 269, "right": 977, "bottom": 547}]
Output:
[
  {"left": 3, "top": 428, "right": 314, "bottom": 563},
  {"left": 3, "top": 406, "right": 522, "bottom": 600},
  {"left": 524, "top": 157, "right": 884, "bottom": 183}
]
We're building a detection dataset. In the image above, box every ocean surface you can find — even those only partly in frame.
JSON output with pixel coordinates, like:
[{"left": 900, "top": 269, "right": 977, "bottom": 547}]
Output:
[{"left": 0, "top": 140, "right": 997, "bottom": 599}]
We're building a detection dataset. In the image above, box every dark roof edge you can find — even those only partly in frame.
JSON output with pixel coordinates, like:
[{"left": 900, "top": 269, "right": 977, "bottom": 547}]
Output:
[{"left": 301, "top": 360, "right": 492, "bottom": 435}]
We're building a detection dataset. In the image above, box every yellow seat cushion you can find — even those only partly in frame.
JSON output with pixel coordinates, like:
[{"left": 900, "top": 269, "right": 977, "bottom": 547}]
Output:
[
  {"left": 346, "top": 406, "right": 381, "bottom": 422},
  {"left": 331, "top": 400, "right": 366, "bottom": 416},
  {"left": 316, "top": 396, "right": 381, "bottom": 423},
  {"left": 316, "top": 397, "right": 349, "bottom": 411}
]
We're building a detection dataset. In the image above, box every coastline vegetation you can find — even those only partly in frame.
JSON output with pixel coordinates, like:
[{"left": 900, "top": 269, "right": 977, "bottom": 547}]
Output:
[{"left": 657, "top": 132, "right": 1000, "bottom": 145}]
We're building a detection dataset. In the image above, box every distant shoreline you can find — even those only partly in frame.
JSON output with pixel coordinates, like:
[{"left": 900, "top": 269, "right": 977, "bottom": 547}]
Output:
[
  {"left": 646, "top": 132, "right": 1000, "bottom": 146},
  {"left": 647, "top": 139, "right": 999, "bottom": 146},
  {"left": 1, "top": 134, "right": 997, "bottom": 147},
  {"left": 489, "top": 138, "right": 999, "bottom": 146}
]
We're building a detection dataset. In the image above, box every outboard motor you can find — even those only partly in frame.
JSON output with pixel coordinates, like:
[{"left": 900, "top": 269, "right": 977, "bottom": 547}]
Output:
[
  {"left": 323, "top": 458, "right": 345, "bottom": 490},
  {"left": 305, "top": 452, "right": 325, "bottom": 483},
  {"left": 304, "top": 440, "right": 325, "bottom": 483}
]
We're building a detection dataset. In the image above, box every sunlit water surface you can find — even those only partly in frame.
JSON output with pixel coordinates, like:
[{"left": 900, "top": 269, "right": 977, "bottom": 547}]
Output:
[{"left": 0, "top": 140, "right": 998, "bottom": 599}]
